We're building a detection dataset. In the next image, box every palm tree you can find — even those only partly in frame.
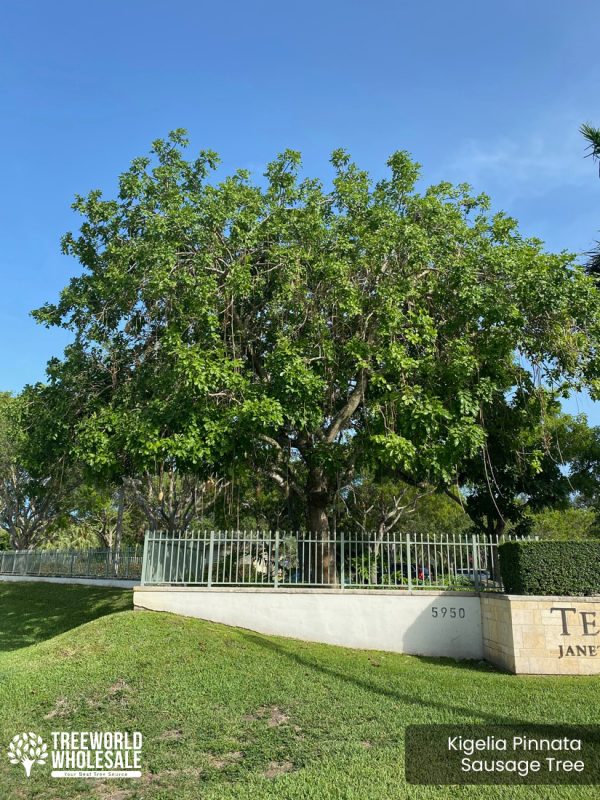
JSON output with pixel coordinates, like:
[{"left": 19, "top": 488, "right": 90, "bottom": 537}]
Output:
[{"left": 581, "top": 123, "right": 600, "bottom": 277}]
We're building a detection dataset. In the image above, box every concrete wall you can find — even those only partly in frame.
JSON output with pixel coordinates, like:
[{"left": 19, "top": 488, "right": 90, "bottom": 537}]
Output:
[
  {"left": 133, "top": 586, "right": 483, "bottom": 660},
  {"left": 481, "top": 594, "right": 600, "bottom": 675},
  {"left": 0, "top": 575, "right": 138, "bottom": 589}
]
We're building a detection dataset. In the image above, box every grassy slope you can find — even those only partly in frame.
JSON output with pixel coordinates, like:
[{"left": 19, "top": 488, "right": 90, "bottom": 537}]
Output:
[{"left": 0, "top": 583, "right": 598, "bottom": 800}]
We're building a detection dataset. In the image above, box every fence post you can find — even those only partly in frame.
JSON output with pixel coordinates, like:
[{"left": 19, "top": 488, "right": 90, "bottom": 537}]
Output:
[
  {"left": 105, "top": 549, "right": 110, "bottom": 578},
  {"left": 471, "top": 534, "right": 480, "bottom": 590},
  {"left": 340, "top": 530, "right": 345, "bottom": 589},
  {"left": 70, "top": 551, "right": 75, "bottom": 577},
  {"left": 140, "top": 533, "right": 149, "bottom": 586},
  {"left": 406, "top": 533, "right": 412, "bottom": 591},
  {"left": 274, "top": 530, "right": 280, "bottom": 588},
  {"left": 207, "top": 530, "right": 215, "bottom": 588}
]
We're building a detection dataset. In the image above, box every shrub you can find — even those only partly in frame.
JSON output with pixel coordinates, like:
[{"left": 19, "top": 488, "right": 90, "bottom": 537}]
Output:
[{"left": 499, "top": 540, "right": 600, "bottom": 596}]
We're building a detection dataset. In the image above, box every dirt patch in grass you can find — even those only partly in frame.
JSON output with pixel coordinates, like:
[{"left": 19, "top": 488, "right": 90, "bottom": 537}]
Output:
[
  {"left": 44, "top": 697, "right": 74, "bottom": 719},
  {"left": 244, "top": 705, "right": 289, "bottom": 727},
  {"left": 267, "top": 706, "right": 289, "bottom": 727},
  {"left": 56, "top": 646, "right": 79, "bottom": 659},
  {"left": 207, "top": 751, "right": 244, "bottom": 769},
  {"left": 106, "top": 678, "right": 132, "bottom": 706},
  {"left": 142, "top": 767, "right": 204, "bottom": 786},
  {"left": 94, "top": 783, "right": 134, "bottom": 800},
  {"left": 159, "top": 728, "right": 183, "bottom": 741},
  {"left": 108, "top": 678, "right": 131, "bottom": 695},
  {"left": 2, "top": 787, "right": 28, "bottom": 800},
  {"left": 263, "top": 760, "right": 294, "bottom": 778}
]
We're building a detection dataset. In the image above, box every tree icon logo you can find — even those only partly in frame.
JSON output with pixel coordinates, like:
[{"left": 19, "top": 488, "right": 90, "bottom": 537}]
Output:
[{"left": 7, "top": 732, "right": 48, "bottom": 777}]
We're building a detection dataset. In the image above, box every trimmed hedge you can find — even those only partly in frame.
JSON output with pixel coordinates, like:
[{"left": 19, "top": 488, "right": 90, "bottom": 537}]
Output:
[{"left": 499, "top": 540, "right": 600, "bottom": 596}]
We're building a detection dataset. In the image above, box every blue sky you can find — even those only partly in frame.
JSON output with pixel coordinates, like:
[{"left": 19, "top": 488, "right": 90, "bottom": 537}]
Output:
[{"left": 2, "top": 1, "right": 600, "bottom": 420}]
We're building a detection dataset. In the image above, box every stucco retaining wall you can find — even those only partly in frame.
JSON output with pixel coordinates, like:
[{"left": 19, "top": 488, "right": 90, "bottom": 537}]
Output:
[{"left": 133, "top": 586, "right": 483, "bottom": 660}]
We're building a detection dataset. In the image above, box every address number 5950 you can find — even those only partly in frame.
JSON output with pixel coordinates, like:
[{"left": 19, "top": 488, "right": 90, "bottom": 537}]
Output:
[{"left": 431, "top": 606, "right": 466, "bottom": 619}]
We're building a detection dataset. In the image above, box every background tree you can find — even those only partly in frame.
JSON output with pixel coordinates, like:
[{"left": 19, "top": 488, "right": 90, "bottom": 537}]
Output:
[
  {"left": 453, "top": 390, "right": 576, "bottom": 539},
  {"left": 32, "top": 132, "right": 600, "bottom": 581},
  {"left": 564, "top": 418, "right": 600, "bottom": 530},
  {"left": 523, "top": 507, "right": 597, "bottom": 540},
  {"left": 339, "top": 477, "right": 472, "bottom": 539},
  {"left": 124, "top": 471, "right": 227, "bottom": 535},
  {"left": 0, "top": 392, "right": 70, "bottom": 549},
  {"left": 66, "top": 481, "right": 145, "bottom": 549}
]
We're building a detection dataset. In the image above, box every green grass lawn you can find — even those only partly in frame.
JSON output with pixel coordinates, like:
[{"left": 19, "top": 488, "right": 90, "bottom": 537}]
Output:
[{"left": 0, "top": 582, "right": 599, "bottom": 799}]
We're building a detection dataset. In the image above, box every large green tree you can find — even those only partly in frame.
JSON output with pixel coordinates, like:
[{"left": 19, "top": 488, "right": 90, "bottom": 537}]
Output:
[{"left": 34, "top": 131, "right": 600, "bottom": 579}]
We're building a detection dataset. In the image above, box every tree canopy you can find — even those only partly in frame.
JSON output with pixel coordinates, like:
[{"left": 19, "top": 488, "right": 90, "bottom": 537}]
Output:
[{"left": 31, "top": 131, "right": 600, "bottom": 568}]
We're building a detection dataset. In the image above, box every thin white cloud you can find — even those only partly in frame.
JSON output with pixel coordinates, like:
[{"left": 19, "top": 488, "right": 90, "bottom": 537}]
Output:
[{"left": 442, "top": 119, "right": 593, "bottom": 201}]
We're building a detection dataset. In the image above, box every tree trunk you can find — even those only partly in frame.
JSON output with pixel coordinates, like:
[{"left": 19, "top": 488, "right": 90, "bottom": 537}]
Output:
[
  {"left": 369, "top": 524, "right": 385, "bottom": 584},
  {"left": 113, "top": 483, "right": 125, "bottom": 576},
  {"left": 306, "top": 469, "right": 337, "bottom": 585},
  {"left": 486, "top": 514, "right": 504, "bottom": 584}
]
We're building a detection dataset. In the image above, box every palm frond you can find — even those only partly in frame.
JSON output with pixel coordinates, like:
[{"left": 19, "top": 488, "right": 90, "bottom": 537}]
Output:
[
  {"left": 581, "top": 123, "right": 600, "bottom": 165},
  {"left": 585, "top": 241, "right": 600, "bottom": 279}
]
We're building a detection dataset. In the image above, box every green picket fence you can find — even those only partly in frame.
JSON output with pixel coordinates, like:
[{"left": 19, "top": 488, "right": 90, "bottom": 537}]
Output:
[
  {"left": 0, "top": 546, "right": 143, "bottom": 580},
  {"left": 141, "top": 530, "right": 504, "bottom": 590}
]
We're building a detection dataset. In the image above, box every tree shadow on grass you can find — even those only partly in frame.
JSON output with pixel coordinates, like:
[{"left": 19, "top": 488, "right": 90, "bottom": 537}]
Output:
[
  {"left": 0, "top": 582, "right": 131, "bottom": 652},
  {"left": 239, "top": 631, "right": 531, "bottom": 727}
]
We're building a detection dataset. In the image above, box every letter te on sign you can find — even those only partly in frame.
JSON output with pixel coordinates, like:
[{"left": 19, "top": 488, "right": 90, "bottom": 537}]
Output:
[{"left": 550, "top": 607, "right": 577, "bottom": 636}]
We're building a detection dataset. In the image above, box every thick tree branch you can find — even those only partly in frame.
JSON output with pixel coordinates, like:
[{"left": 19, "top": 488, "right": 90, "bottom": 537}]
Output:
[{"left": 324, "top": 371, "right": 368, "bottom": 444}]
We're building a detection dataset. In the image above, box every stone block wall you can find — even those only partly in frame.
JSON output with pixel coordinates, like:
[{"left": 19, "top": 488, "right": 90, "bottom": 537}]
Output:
[
  {"left": 480, "top": 594, "right": 515, "bottom": 672},
  {"left": 481, "top": 594, "right": 600, "bottom": 675}
]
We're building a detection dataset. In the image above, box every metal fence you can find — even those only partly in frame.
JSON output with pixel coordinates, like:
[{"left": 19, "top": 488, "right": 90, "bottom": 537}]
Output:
[
  {"left": 141, "top": 530, "right": 504, "bottom": 591},
  {"left": 0, "top": 546, "right": 143, "bottom": 581}
]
